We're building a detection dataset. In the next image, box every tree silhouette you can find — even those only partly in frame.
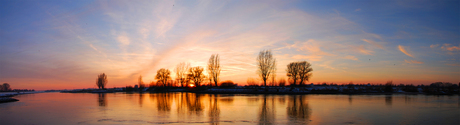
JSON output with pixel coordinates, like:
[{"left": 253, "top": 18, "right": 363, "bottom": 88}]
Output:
[
  {"left": 1, "top": 83, "right": 11, "bottom": 91},
  {"left": 96, "top": 73, "right": 107, "bottom": 89},
  {"left": 271, "top": 60, "right": 277, "bottom": 86},
  {"left": 138, "top": 75, "right": 145, "bottom": 89},
  {"left": 257, "top": 50, "right": 276, "bottom": 87},
  {"left": 156, "top": 68, "right": 171, "bottom": 87},
  {"left": 286, "top": 62, "right": 300, "bottom": 86},
  {"left": 207, "top": 54, "right": 221, "bottom": 86},
  {"left": 298, "top": 61, "right": 313, "bottom": 85},
  {"left": 287, "top": 61, "right": 313, "bottom": 86},
  {"left": 175, "top": 62, "right": 190, "bottom": 87},
  {"left": 188, "top": 66, "right": 206, "bottom": 87}
]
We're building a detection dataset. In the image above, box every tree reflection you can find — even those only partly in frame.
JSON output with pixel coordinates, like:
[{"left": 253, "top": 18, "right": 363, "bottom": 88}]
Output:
[
  {"left": 209, "top": 94, "right": 220, "bottom": 125},
  {"left": 259, "top": 95, "right": 275, "bottom": 125},
  {"left": 98, "top": 93, "right": 107, "bottom": 107},
  {"left": 287, "top": 95, "right": 311, "bottom": 122},
  {"left": 186, "top": 93, "right": 204, "bottom": 115},
  {"left": 385, "top": 95, "right": 392, "bottom": 107},
  {"left": 139, "top": 93, "right": 144, "bottom": 107},
  {"left": 348, "top": 95, "right": 352, "bottom": 104},
  {"left": 157, "top": 93, "right": 172, "bottom": 112}
]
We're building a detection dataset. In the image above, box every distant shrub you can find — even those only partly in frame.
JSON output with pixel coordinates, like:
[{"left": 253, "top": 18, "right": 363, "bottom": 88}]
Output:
[
  {"left": 247, "top": 78, "right": 258, "bottom": 86},
  {"left": 279, "top": 78, "right": 286, "bottom": 87},
  {"left": 384, "top": 81, "right": 393, "bottom": 92},
  {"left": 220, "top": 80, "right": 236, "bottom": 88}
]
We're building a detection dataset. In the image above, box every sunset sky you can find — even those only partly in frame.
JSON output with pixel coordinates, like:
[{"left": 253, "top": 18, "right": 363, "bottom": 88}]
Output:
[{"left": 1, "top": 0, "right": 459, "bottom": 90}]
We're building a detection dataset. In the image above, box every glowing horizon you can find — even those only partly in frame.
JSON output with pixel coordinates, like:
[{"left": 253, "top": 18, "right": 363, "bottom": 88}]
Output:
[{"left": 1, "top": 0, "right": 459, "bottom": 90}]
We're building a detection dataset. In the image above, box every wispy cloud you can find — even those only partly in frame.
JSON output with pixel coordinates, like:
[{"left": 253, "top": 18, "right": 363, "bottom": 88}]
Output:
[
  {"left": 291, "top": 55, "right": 322, "bottom": 61},
  {"left": 291, "top": 40, "right": 334, "bottom": 56},
  {"left": 355, "top": 8, "right": 361, "bottom": 12},
  {"left": 362, "top": 39, "right": 384, "bottom": 49},
  {"left": 398, "top": 45, "right": 414, "bottom": 58},
  {"left": 356, "top": 45, "right": 374, "bottom": 55},
  {"left": 405, "top": 59, "right": 423, "bottom": 64},
  {"left": 343, "top": 55, "right": 358, "bottom": 60}
]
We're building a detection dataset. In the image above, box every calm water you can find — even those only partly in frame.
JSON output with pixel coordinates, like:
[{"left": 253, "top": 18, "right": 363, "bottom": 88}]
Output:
[{"left": 1, "top": 92, "right": 459, "bottom": 125}]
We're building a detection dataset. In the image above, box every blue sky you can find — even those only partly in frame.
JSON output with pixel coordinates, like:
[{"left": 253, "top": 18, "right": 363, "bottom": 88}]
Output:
[{"left": 0, "top": 0, "right": 459, "bottom": 89}]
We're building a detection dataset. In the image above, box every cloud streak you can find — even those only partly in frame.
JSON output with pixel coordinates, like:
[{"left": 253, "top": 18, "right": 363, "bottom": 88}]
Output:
[
  {"left": 405, "top": 60, "right": 423, "bottom": 64},
  {"left": 398, "top": 45, "right": 414, "bottom": 58}
]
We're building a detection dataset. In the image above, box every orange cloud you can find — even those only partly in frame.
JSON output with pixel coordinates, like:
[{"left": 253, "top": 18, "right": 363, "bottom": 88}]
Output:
[
  {"left": 398, "top": 45, "right": 414, "bottom": 58},
  {"left": 441, "top": 44, "right": 460, "bottom": 51},
  {"left": 404, "top": 60, "right": 423, "bottom": 64},
  {"left": 430, "top": 44, "right": 439, "bottom": 48},
  {"left": 447, "top": 64, "right": 460, "bottom": 66}
]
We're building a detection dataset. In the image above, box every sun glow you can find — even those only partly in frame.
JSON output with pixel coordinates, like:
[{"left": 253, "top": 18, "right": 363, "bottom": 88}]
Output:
[{"left": 189, "top": 84, "right": 195, "bottom": 87}]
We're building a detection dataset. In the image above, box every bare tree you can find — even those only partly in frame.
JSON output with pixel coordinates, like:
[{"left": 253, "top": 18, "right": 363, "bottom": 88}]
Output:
[
  {"left": 298, "top": 61, "right": 313, "bottom": 85},
  {"left": 96, "top": 73, "right": 108, "bottom": 89},
  {"left": 188, "top": 66, "right": 206, "bottom": 87},
  {"left": 270, "top": 60, "right": 277, "bottom": 86},
  {"left": 175, "top": 62, "right": 190, "bottom": 87},
  {"left": 257, "top": 50, "right": 276, "bottom": 87},
  {"left": 286, "top": 62, "right": 300, "bottom": 86},
  {"left": 138, "top": 75, "right": 145, "bottom": 89},
  {"left": 208, "top": 54, "right": 221, "bottom": 86},
  {"left": 156, "top": 68, "right": 171, "bottom": 87},
  {"left": 287, "top": 61, "right": 313, "bottom": 86}
]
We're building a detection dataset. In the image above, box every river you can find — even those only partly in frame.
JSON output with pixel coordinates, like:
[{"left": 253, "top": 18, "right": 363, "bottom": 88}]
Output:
[{"left": 0, "top": 92, "right": 458, "bottom": 125}]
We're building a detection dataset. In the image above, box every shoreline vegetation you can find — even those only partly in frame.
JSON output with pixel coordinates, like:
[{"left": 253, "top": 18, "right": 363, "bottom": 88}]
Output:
[{"left": 57, "top": 83, "right": 459, "bottom": 95}]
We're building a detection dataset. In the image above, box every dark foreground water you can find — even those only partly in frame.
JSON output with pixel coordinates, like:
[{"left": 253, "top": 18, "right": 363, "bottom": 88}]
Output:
[{"left": 0, "top": 92, "right": 459, "bottom": 125}]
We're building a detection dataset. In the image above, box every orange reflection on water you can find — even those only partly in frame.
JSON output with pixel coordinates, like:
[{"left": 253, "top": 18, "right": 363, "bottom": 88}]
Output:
[{"left": 1, "top": 93, "right": 459, "bottom": 125}]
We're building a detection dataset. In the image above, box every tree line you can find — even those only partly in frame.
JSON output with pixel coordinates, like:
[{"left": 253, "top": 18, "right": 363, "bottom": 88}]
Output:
[{"left": 95, "top": 50, "right": 313, "bottom": 89}]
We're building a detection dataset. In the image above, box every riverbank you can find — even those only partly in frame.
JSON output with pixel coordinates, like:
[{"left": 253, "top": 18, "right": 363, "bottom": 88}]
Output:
[
  {"left": 59, "top": 85, "right": 459, "bottom": 95},
  {"left": 0, "top": 97, "right": 19, "bottom": 103},
  {"left": 0, "top": 91, "right": 44, "bottom": 103}
]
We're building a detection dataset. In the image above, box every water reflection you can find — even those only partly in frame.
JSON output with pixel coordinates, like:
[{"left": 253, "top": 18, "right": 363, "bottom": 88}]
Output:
[
  {"left": 139, "top": 93, "right": 143, "bottom": 107},
  {"left": 2, "top": 93, "right": 459, "bottom": 125},
  {"left": 259, "top": 95, "right": 275, "bottom": 125},
  {"left": 404, "top": 95, "right": 412, "bottom": 104},
  {"left": 287, "top": 95, "right": 311, "bottom": 123},
  {"left": 385, "top": 95, "right": 392, "bottom": 107},
  {"left": 186, "top": 93, "right": 204, "bottom": 115},
  {"left": 209, "top": 94, "right": 220, "bottom": 125},
  {"left": 348, "top": 95, "right": 353, "bottom": 104},
  {"left": 156, "top": 93, "right": 172, "bottom": 112},
  {"left": 97, "top": 93, "right": 107, "bottom": 107}
]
